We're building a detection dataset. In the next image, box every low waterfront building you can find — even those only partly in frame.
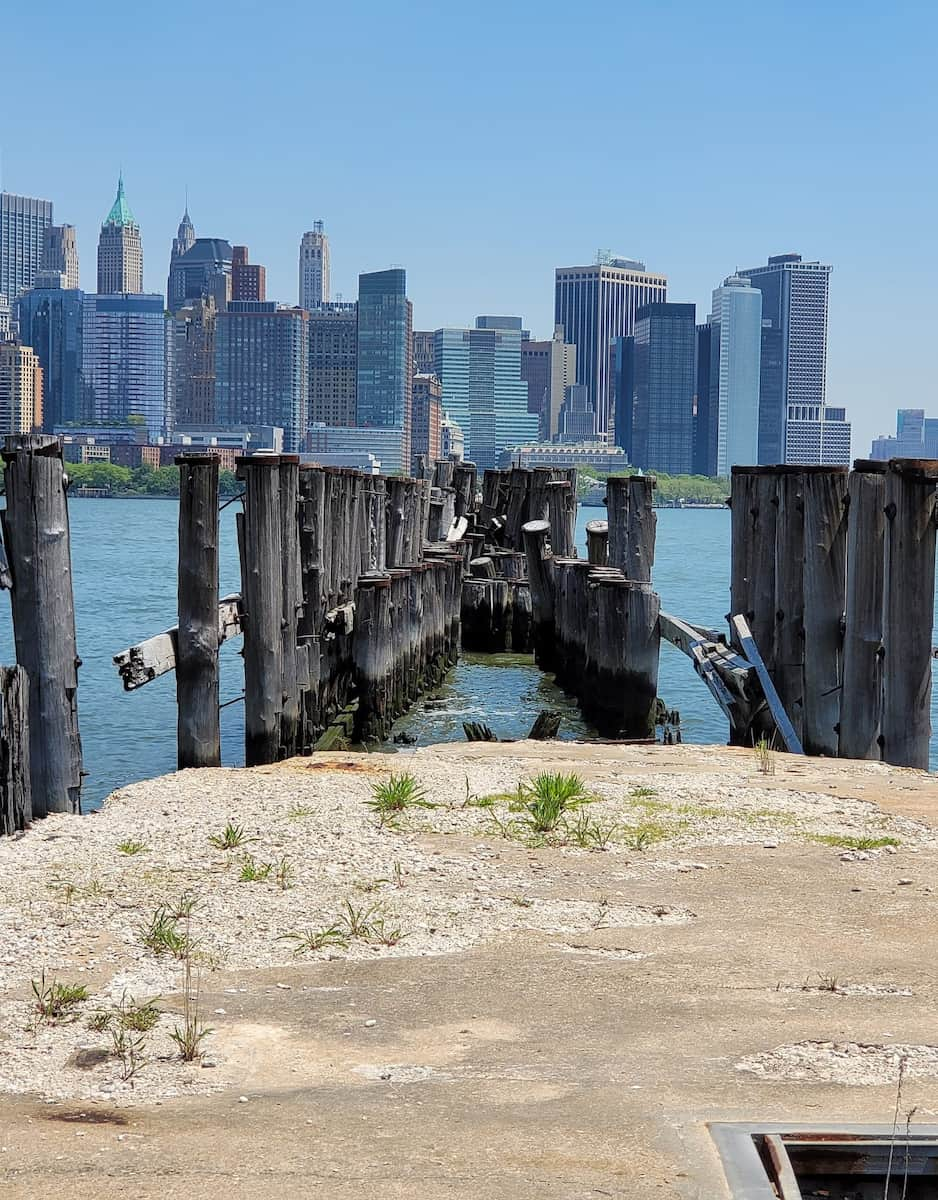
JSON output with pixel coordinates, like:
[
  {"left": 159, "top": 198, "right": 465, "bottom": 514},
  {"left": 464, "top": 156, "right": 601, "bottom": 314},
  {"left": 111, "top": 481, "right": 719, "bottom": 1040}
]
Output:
[{"left": 497, "top": 442, "right": 629, "bottom": 472}]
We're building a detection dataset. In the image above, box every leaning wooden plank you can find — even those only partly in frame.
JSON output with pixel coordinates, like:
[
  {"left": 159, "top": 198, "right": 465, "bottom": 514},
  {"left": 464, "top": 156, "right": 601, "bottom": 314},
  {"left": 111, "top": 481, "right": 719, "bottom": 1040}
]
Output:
[
  {"left": 113, "top": 594, "right": 242, "bottom": 691},
  {"left": 689, "top": 644, "right": 736, "bottom": 722},
  {"left": 731, "top": 614, "right": 805, "bottom": 754}
]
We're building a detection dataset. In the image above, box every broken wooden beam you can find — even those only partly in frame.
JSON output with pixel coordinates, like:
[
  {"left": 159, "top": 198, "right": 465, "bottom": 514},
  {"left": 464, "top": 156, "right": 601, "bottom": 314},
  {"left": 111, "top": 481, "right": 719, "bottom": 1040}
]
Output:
[{"left": 113, "top": 596, "right": 243, "bottom": 691}]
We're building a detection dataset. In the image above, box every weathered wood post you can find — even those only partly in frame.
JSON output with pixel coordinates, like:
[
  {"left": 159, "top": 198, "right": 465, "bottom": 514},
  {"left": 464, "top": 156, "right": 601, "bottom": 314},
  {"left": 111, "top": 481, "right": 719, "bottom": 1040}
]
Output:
[
  {"left": 881, "top": 458, "right": 938, "bottom": 769},
  {"left": 505, "top": 467, "right": 532, "bottom": 549},
  {"left": 801, "top": 467, "right": 848, "bottom": 757},
  {"left": 1, "top": 435, "right": 83, "bottom": 815},
  {"left": 433, "top": 459, "right": 455, "bottom": 489},
  {"left": 586, "top": 519, "right": 609, "bottom": 566},
  {"left": 175, "top": 454, "right": 221, "bottom": 769},
  {"left": 547, "top": 480, "right": 576, "bottom": 557},
  {"left": 279, "top": 456, "right": 302, "bottom": 758},
  {"left": 773, "top": 468, "right": 805, "bottom": 744},
  {"left": 839, "top": 460, "right": 887, "bottom": 760},
  {"left": 452, "top": 461, "right": 477, "bottom": 519},
  {"left": 0, "top": 666, "right": 30, "bottom": 834},
  {"left": 353, "top": 572, "right": 392, "bottom": 742},
  {"left": 236, "top": 455, "right": 283, "bottom": 766},
  {"left": 729, "top": 467, "right": 778, "bottom": 672},
  {"left": 522, "top": 519, "right": 555, "bottom": 669},
  {"left": 607, "top": 475, "right": 656, "bottom": 581}
]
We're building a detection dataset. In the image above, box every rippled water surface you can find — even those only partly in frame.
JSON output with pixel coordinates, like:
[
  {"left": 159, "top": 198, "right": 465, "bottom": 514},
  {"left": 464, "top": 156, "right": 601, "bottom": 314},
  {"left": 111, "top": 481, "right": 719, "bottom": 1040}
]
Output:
[{"left": 1, "top": 498, "right": 933, "bottom": 806}]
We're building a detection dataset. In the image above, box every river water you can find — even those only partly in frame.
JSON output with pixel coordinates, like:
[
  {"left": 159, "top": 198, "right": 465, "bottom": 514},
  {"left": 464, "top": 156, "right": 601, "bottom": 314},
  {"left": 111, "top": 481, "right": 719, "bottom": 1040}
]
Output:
[{"left": 0, "top": 499, "right": 932, "bottom": 807}]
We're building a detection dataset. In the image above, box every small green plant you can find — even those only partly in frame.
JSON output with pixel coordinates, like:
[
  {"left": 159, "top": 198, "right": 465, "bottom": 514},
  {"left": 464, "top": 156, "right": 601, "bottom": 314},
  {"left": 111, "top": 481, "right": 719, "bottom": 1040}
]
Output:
[
  {"left": 366, "top": 772, "right": 435, "bottom": 824},
  {"left": 287, "top": 805, "right": 314, "bottom": 820},
  {"left": 811, "top": 833, "right": 900, "bottom": 851},
  {"left": 140, "top": 904, "right": 193, "bottom": 959},
  {"left": 354, "top": 876, "right": 387, "bottom": 894},
  {"left": 278, "top": 925, "right": 350, "bottom": 955},
  {"left": 239, "top": 854, "right": 273, "bottom": 883},
  {"left": 510, "top": 895, "right": 533, "bottom": 908},
  {"left": 755, "top": 735, "right": 775, "bottom": 776},
  {"left": 31, "top": 975, "right": 88, "bottom": 1025},
  {"left": 392, "top": 862, "right": 406, "bottom": 889},
  {"left": 169, "top": 945, "right": 211, "bottom": 1063},
  {"left": 209, "top": 822, "right": 253, "bottom": 850},
  {"left": 87, "top": 1009, "right": 112, "bottom": 1032},
  {"left": 629, "top": 785, "right": 659, "bottom": 799},
  {"left": 622, "top": 821, "right": 669, "bottom": 851},
  {"left": 367, "top": 916, "right": 405, "bottom": 947},
  {"left": 517, "top": 773, "right": 592, "bottom": 833},
  {"left": 118, "top": 839, "right": 149, "bottom": 855},
  {"left": 810, "top": 973, "right": 843, "bottom": 993},
  {"left": 339, "top": 900, "right": 378, "bottom": 938},
  {"left": 566, "top": 810, "right": 618, "bottom": 851},
  {"left": 97, "top": 993, "right": 160, "bottom": 1081},
  {"left": 275, "top": 857, "right": 294, "bottom": 890}
]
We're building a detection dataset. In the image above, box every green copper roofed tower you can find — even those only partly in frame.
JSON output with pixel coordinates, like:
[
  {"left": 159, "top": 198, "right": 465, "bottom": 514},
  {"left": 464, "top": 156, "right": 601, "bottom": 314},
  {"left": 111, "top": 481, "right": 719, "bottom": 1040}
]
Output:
[{"left": 97, "top": 174, "right": 143, "bottom": 294}]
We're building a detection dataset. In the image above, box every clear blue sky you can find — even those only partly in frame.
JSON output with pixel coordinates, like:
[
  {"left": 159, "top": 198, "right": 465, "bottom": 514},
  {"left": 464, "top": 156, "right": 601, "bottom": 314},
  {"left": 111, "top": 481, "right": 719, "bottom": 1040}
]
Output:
[{"left": 4, "top": 0, "right": 936, "bottom": 456}]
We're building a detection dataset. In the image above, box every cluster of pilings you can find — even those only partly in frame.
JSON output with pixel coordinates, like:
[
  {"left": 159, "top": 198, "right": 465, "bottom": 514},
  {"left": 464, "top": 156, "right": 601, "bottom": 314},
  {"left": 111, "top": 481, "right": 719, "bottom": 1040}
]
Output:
[
  {"left": 460, "top": 465, "right": 577, "bottom": 652},
  {"left": 730, "top": 460, "right": 938, "bottom": 768},
  {"left": 0, "top": 436, "right": 83, "bottom": 828},
  {"left": 231, "top": 455, "right": 466, "bottom": 764},
  {"left": 523, "top": 475, "right": 662, "bottom": 738}
]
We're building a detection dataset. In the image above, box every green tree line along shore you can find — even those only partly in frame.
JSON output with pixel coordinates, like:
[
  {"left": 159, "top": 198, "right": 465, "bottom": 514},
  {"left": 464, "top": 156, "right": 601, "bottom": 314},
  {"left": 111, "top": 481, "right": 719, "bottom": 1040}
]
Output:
[
  {"left": 578, "top": 467, "right": 729, "bottom": 505},
  {"left": 54, "top": 462, "right": 242, "bottom": 498}
]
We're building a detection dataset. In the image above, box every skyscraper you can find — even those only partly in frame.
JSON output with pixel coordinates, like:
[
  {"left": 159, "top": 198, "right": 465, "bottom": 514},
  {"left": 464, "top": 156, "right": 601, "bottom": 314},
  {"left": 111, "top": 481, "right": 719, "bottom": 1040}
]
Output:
[
  {"left": 215, "top": 302, "right": 308, "bottom": 452},
  {"left": 299, "top": 221, "right": 330, "bottom": 309},
  {"left": 166, "top": 296, "right": 218, "bottom": 428},
  {"left": 411, "top": 373, "right": 442, "bottom": 468},
  {"left": 412, "top": 330, "right": 435, "bottom": 375},
  {"left": 709, "top": 275, "right": 762, "bottom": 475},
  {"left": 0, "top": 192, "right": 54, "bottom": 303},
  {"left": 0, "top": 338, "right": 43, "bottom": 435},
  {"left": 692, "top": 323, "right": 716, "bottom": 476},
  {"left": 785, "top": 404, "right": 851, "bottom": 465},
  {"left": 167, "top": 238, "right": 232, "bottom": 312},
  {"left": 308, "top": 302, "right": 357, "bottom": 427},
  {"left": 627, "top": 302, "right": 696, "bottom": 474},
  {"left": 521, "top": 325, "right": 576, "bottom": 441},
  {"left": 231, "top": 246, "right": 266, "bottom": 302},
  {"left": 82, "top": 293, "right": 165, "bottom": 436},
  {"left": 554, "top": 255, "right": 667, "bottom": 441},
  {"left": 738, "top": 253, "right": 832, "bottom": 465},
  {"left": 434, "top": 317, "right": 537, "bottom": 470},
  {"left": 167, "top": 207, "right": 196, "bottom": 304},
  {"left": 41, "top": 225, "right": 80, "bottom": 290},
  {"left": 357, "top": 268, "right": 412, "bottom": 471},
  {"left": 97, "top": 176, "right": 143, "bottom": 294},
  {"left": 14, "top": 285, "right": 85, "bottom": 429}
]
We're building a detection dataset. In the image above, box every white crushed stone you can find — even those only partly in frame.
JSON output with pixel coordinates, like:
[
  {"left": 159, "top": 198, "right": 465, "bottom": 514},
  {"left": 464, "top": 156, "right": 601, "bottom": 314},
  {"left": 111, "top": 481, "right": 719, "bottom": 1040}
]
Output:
[
  {"left": 0, "top": 746, "right": 930, "bottom": 1104},
  {"left": 737, "top": 1041, "right": 938, "bottom": 1085}
]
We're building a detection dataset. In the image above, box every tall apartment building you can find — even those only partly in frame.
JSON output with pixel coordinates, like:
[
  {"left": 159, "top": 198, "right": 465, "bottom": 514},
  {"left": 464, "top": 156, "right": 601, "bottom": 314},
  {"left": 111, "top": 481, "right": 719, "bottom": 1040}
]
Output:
[
  {"left": 97, "top": 176, "right": 143, "bottom": 294},
  {"left": 709, "top": 275, "right": 762, "bottom": 475},
  {"left": 627, "top": 302, "right": 696, "bottom": 474},
  {"left": 231, "top": 246, "right": 266, "bottom": 302},
  {"left": 167, "top": 296, "right": 218, "bottom": 428},
  {"left": 785, "top": 403, "right": 851, "bottom": 466},
  {"left": 739, "top": 253, "right": 832, "bottom": 465},
  {"left": 82, "top": 293, "right": 166, "bottom": 436},
  {"left": 299, "top": 221, "right": 330, "bottom": 309},
  {"left": 357, "top": 269, "right": 412, "bottom": 472},
  {"left": 308, "top": 302, "right": 357, "bottom": 427},
  {"left": 521, "top": 325, "right": 576, "bottom": 441},
  {"left": 554, "top": 254, "right": 667, "bottom": 441},
  {"left": 14, "top": 284, "right": 84, "bottom": 429},
  {"left": 41, "top": 225, "right": 80, "bottom": 290},
  {"left": 167, "top": 208, "right": 196, "bottom": 301},
  {"left": 434, "top": 317, "right": 536, "bottom": 470},
  {"left": 215, "top": 302, "right": 308, "bottom": 453},
  {"left": 0, "top": 192, "right": 54, "bottom": 303},
  {"left": 413, "top": 330, "right": 435, "bottom": 375},
  {"left": 411, "top": 373, "right": 442, "bottom": 468},
  {"left": 0, "top": 339, "right": 43, "bottom": 435},
  {"left": 167, "top": 238, "right": 232, "bottom": 312}
]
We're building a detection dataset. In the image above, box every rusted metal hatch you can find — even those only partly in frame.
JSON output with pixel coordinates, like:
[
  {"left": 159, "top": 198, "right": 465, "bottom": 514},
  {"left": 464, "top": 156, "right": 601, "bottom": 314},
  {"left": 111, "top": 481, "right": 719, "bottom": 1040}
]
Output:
[{"left": 711, "top": 1123, "right": 938, "bottom": 1198}]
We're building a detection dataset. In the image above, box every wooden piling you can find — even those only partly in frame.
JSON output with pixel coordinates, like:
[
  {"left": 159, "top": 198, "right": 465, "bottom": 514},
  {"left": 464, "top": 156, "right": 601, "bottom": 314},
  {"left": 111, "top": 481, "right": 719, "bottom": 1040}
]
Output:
[
  {"left": 801, "top": 467, "right": 848, "bottom": 757},
  {"left": 0, "top": 666, "right": 30, "bottom": 835},
  {"left": 505, "top": 467, "right": 532, "bottom": 549},
  {"left": 175, "top": 454, "right": 221, "bottom": 769},
  {"left": 729, "top": 467, "right": 778, "bottom": 673},
  {"left": 773, "top": 468, "right": 805, "bottom": 745},
  {"left": 881, "top": 458, "right": 938, "bottom": 769},
  {"left": 839, "top": 460, "right": 887, "bottom": 760},
  {"left": 433, "top": 459, "right": 455, "bottom": 489},
  {"left": 586, "top": 519, "right": 609, "bottom": 566},
  {"left": 1, "top": 434, "right": 82, "bottom": 816},
  {"left": 607, "top": 475, "right": 656, "bottom": 582},
  {"left": 452, "top": 462, "right": 477, "bottom": 519},
  {"left": 236, "top": 455, "right": 283, "bottom": 766},
  {"left": 278, "top": 456, "right": 302, "bottom": 758},
  {"left": 522, "top": 520, "right": 555, "bottom": 669},
  {"left": 547, "top": 480, "right": 576, "bottom": 557}
]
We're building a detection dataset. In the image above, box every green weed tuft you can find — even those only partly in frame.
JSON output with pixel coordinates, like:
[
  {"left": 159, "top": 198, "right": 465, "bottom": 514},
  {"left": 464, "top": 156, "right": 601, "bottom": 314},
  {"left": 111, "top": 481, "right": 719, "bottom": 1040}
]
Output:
[
  {"left": 31, "top": 974, "right": 88, "bottom": 1024},
  {"left": 367, "top": 772, "right": 435, "bottom": 825},
  {"left": 209, "top": 822, "right": 253, "bottom": 850},
  {"left": 811, "top": 833, "right": 900, "bottom": 851},
  {"left": 118, "top": 839, "right": 149, "bottom": 855},
  {"left": 516, "top": 772, "right": 592, "bottom": 833}
]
